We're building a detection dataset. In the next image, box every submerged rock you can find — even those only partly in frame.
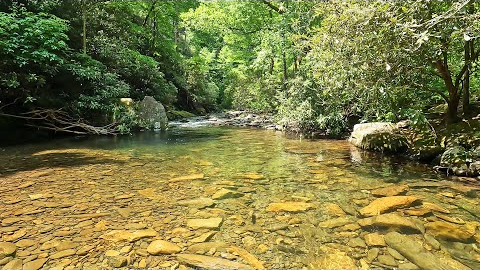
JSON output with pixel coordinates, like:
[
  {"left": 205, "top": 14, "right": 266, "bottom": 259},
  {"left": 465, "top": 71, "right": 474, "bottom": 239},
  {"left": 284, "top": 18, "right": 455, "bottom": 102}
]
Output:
[
  {"left": 0, "top": 242, "right": 17, "bottom": 257},
  {"left": 177, "top": 197, "right": 215, "bottom": 209},
  {"left": 359, "top": 196, "right": 419, "bottom": 216},
  {"left": 186, "top": 218, "right": 223, "bottom": 230},
  {"left": 384, "top": 232, "right": 449, "bottom": 270},
  {"left": 266, "top": 202, "right": 315, "bottom": 212},
  {"left": 169, "top": 173, "right": 205, "bottom": 182},
  {"left": 212, "top": 189, "right": 243, "bottom": 200},
  {"left": 308, "top": 246, "right": 357, "bottom": 269},
  {"left": 358, "top": 213, "right": 422, "bottom": 233},
  {"left": 176, "top": 254, "right": 250, "bottom": 269},
  {"left": 424, "top": 221, "right": 475, "bottom": 242},
  {"left": 147, "top": 240, "right": 181, "bottom": 255},
  {"left": 371, "top": 185, "right": 409, "bottom": 197}
]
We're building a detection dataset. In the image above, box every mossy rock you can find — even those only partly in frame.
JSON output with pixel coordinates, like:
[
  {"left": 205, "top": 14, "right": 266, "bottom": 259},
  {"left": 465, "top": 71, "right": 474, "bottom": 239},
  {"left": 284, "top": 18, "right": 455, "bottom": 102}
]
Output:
[{"left": 440, "top": 146, "right": 470, "bottom": 167}]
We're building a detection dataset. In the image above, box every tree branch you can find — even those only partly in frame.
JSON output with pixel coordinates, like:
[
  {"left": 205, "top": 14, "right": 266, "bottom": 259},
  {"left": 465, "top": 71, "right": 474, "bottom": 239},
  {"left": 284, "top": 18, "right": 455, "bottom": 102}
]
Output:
[
  {"left": 143, "top": 1, "right": 158, "bottom": 26},
  {"left": 261, "top": 0, "right": 285, "bottom": 14}
]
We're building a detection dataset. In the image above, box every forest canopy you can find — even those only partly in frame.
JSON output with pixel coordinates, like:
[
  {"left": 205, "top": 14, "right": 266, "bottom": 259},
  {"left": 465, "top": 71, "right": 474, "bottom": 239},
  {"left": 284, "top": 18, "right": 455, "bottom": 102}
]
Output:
[{"left": 0, "top": 0, "right": 479, "bottom": 135}]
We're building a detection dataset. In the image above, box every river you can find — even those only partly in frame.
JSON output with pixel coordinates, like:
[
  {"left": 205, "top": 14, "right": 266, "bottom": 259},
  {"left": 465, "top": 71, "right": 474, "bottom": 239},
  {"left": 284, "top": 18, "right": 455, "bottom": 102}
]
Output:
[{"left": 0, "top": 125, "right": 479, "bottom": 269}]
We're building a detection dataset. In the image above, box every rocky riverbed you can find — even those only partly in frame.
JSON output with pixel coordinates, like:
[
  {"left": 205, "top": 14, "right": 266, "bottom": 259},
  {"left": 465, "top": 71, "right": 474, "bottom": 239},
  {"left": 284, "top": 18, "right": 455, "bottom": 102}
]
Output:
[{"left": 0, "top": 127, "right": 479, "bottom": 269}]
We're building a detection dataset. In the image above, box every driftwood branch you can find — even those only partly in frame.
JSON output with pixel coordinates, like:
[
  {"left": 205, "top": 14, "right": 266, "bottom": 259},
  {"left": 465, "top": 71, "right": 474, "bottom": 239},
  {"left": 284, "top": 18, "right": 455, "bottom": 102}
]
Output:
[{"left": 0, "top": 109, "right": 119, "bottom": 135}]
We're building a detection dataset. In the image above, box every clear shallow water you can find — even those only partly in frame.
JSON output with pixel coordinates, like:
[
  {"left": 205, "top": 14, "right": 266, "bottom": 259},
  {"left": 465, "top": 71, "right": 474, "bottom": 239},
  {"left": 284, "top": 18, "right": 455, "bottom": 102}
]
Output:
[{"left": 0, "top": 126, "right": 479, "bottom": 269}]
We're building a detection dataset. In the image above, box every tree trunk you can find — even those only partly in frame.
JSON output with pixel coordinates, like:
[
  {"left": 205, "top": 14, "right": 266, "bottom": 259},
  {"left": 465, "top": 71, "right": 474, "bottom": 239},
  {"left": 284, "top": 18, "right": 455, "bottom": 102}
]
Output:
[
  {"left": 462, "top": 0, "right": 475, "bottom": 116},
  {"left": 82, "top": 0, "right": 87, "bottom": 54}
]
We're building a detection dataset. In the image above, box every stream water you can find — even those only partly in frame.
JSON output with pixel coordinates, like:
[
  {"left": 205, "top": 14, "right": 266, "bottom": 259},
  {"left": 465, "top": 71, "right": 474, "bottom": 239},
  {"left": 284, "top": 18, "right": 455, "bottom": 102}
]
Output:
[{"left": 0, "top": 125, "right": 479, "bottom": 269}]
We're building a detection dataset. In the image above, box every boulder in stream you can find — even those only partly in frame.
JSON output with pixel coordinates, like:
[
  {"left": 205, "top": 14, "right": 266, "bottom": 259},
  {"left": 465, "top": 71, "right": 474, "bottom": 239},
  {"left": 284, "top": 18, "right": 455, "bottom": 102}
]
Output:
[
  {"left": 348, "top": 122, "right": 408, "bottom": 152},
  {"left": 138, "top": 96, "right": 168, "bottom": 130}
]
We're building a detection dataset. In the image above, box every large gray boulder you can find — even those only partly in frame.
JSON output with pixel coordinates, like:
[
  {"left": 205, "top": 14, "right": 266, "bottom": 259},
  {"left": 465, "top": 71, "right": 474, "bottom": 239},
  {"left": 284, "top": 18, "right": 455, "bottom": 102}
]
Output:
[
  {"left": 348, "top": 122, "right": 408, "bottom": 152},
  {"left": 138, "top": 96, "right": 168, "bottom": 130}
]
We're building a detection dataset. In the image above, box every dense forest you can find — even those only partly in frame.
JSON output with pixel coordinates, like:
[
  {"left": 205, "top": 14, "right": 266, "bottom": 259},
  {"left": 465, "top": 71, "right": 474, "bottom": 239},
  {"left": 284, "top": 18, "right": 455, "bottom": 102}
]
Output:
[{"left": 0, "top": 0, "right": 479, "bottom": 136}]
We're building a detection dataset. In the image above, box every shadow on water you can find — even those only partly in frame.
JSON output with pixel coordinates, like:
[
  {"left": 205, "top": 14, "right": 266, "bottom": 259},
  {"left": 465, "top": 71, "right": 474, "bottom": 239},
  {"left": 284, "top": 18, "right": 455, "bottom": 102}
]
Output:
[{"left": 0, "top": 152, "right": 127, "bottom": 177}]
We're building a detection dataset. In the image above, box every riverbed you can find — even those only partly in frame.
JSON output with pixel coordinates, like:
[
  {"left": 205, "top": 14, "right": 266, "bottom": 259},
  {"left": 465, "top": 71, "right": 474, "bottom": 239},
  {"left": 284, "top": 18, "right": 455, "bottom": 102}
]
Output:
[{"left": 0, "top": 126, "right": 479, "bottom": 269}]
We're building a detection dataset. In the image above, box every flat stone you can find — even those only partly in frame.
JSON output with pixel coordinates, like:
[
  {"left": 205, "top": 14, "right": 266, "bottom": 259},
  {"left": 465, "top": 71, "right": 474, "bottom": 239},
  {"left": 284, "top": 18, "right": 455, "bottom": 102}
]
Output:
[
  {"left": 366, "top": 248, "right": 379, "bottom": 262},
  {"left": 50, "top": 249, "right": 76, "bottom": 259},
  {"left": 384, "top": 232, "right": 449, "bottom": 270},
  {"left": 347, "top": 237, "right": 366, "bottom": 248},
  {"left": 377, "top": 254, "right": 397, "bottom": 267},
  {"left": 371, "top": 185, "right": 409, "bottom": 197},
  {"left": 387, "top": 247, "right": 404, "bottom": 260},
  {"left": 0, "top": 242, "right": 17, "bottom": 257},
  {"left": 55, "top": 241, "right": 78, "bottom": 251},
  {"left": 105, "top": 250, "right": 120, "bottom": 257},
  {"left": 212, "top": 189, "right": 243, "bottom": 200},
  {"left": 398, "top": 262, "right": 420, "bottom": 270},
  {"left": 169, "top": 173, "right": 205, "bottom": 182},
  {"left": 424, "top": 234, "right": 441, "bottom": 250},
  {"left": 318, "top": 217, "right": 352, "bottom": 228},
  {"left": 422, "top": 202, "right": 450, "bottom": 213},
  {"left": 2, "top": 259, "right": 22, "bottom": 270},
  {"left": 147, "top": 240, "right": 181, "bottom": 255},
  {"left": 357, "top": 213, "right": 421, "bottom": 233},
  {"left": 323, "top": 203, "right": 346, "bottom": 216},
  {"left": 187, "top": 242, "right": 229, "bottom": 254},
  {"left": 2, "top": 218, "right": 22, "bottom": 226},
  {"left": 363, "top": 232, "right": 386, "bottom": 246},
  {"left": 178, "top": 198, "right": 215, "bottom": 209},
  {"left": 433, "top": 213, "right": 465, "bottom": 224},
  {"left": 176, "top": 254, "right": 250, "bottom": 269},
  {"left": 99, "top": 229, "right": 158, "bottom": 242},
  {"left": 76, "top": 245, "right": 95, "bottom": 256},
  {"left": 359, "top": 196, "right": 419, "bottom": 216},
  {"left": 22, "top": 258, "right": 48, "bottom": 270},
  {"left": 226, "top": 246, "right": 265, "bottom": 269},
  {"left": 424, "top": 221, "right": 475, "bottom": 242},
  {"left": 191, "top": 232, "right": 216, "bottom": 243},
  {"left": 15, "top": 239, "right": 36, "bottom": 248},
  {"left": 3, "top": 229, "right": 27, "bottom": 242},
  {"left": 266, "top": 202, "right": 315, "bottom": 212},
  {"left": 186, "top": 218, "right": 223, "bottom": 230}
]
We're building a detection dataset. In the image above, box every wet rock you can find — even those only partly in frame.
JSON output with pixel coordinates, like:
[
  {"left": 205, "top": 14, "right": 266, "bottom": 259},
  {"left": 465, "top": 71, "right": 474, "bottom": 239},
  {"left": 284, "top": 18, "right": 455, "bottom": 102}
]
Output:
[
  {"left": 357, "top": 213, "right": 422, "bottom": 233},
  {"left": 384, "top": 232, "right": 448, "bottom": 270},
  {"left": 266, "top": 202, "right": 315, "bottom": 212},
  {"left": 424, "top": 221, "right": 475, "bottom": 242},
  {"left": 377, "top": 254, "right": 397, "bottom": 267},
  {"left": 147, "top": 240, "right": 181, "bottom": 255},
  {"left": 364, "top": 233, "right": 386, "bottom": 247},
  {"left": 2, "top": 259, "right": 22, "bottom": 270},
  {"left": 186, "top": 218, "right": 223, "bottom": 230},
  {"left": 176, "top": 254, "right": 250, "bottom": 270},
  {"left": 22, "top": 258, "right": 48, "bottom": 270},
  {"left": 212, "top": 189, "right": 243, "bottom": 200},
  {"left": 169, "top": 173, "right": 205, "bottom": 182},
  {"left": 0, "top": 242, "right": 17, "bottom": 257},
  {"left": 371, "top": 185, "right": 409, "bottom": 197},
  {"left": 359, "top": 196, "right": 420, "bottom": 216},
  {"left": 318, "top": 217, "right": 352, "bottom": 229},
  {"left": 55, "top": 241, "right": 78, "bottom": 251},
  {"left": 178, "top": 198, "right": 215, "bottom": 209},
  {"left": 109, "top": 256, "right": 127, "bottom": 268},
  {"left": 433, "top": 213, "right": 466, "bottom": 224}
]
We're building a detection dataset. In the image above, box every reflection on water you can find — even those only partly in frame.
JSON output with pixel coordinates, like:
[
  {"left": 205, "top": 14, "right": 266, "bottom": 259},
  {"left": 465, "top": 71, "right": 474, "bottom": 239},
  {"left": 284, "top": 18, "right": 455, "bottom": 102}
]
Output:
[{"left": 0, "top": 127, "right": 478, "bottom": 269}]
